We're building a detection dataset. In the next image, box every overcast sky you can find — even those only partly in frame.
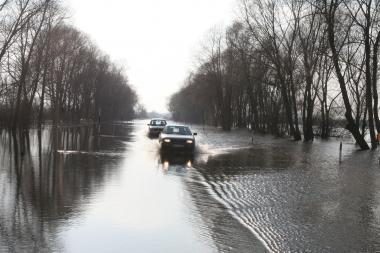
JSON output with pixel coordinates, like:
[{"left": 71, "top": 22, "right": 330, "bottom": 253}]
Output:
[
  {"left": 68, "top": 0, "right": 236, "bottom": 112},
  {"left": 66, "top": 0, "right": 237, "bottom": 113}
]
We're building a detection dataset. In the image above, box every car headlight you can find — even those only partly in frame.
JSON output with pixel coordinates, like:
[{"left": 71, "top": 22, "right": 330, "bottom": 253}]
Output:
[
  {"left": 186, "top": 140, "right": 193, "bottom": 144},
  {"left": 164, "top": 139, "right": 171, "bottom": 143}
]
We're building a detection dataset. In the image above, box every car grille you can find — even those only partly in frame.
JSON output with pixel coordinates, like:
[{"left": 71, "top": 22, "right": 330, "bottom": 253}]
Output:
[{"left": 171, "top": 139, "right": 187, "bottom": 145}]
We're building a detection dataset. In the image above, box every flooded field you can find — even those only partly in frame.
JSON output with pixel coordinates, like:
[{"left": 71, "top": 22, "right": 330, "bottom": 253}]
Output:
[{"left": 1, "top": 121, "right": 380, "bottom": 252}]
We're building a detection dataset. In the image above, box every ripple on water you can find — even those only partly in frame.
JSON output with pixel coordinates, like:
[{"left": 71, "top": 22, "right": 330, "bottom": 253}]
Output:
[{"left": 188, "top": 132, "right": 380, "bottom": 253}]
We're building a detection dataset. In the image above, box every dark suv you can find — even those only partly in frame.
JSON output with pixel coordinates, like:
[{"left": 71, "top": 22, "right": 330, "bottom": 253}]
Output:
[{"left": 159, "top": 125, "right": 197, "bottom": 152}]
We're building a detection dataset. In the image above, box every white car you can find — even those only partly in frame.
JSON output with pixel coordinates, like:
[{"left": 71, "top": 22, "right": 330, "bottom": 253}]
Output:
[
  {"left": 147, "top": 118, "right": 167, "bottom": 136},
  {"left": 159, "top": 125, "right": 197, "bottom": 152}
]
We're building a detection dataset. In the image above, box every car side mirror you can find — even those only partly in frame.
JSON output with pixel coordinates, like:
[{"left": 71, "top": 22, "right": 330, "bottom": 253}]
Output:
[
  {"left": 147, "top": 124, "right": 150, "bottom": 126},
  {"left": 193, "top": 133, "right": 197, "bottom": 136}
]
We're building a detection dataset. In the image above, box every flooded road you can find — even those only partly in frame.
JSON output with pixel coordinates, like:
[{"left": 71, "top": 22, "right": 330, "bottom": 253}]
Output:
[{"left": 1, "top": 121, "right": 380, "bottom": 252}]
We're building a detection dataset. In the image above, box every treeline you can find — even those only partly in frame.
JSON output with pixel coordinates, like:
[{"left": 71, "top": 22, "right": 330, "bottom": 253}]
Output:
[
  {"left": 169, "top": 0, "right": 380, "bottom": 150},
  {"left": 0, "top": 0, "right": 138, "bottom": 129}
]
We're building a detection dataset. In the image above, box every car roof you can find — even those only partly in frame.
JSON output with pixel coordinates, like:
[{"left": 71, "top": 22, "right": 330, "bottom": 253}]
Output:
[{"left": 150, "top": 118, "right": 166, "bottom": 121}]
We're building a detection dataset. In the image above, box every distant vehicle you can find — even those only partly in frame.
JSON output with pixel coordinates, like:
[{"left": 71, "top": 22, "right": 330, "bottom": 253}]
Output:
[
  {"left": 148, "top": 118, "right": 167, "bottom": 136},
  {"left": 159, "top": 125, "right": 197, "bottom": 152}
]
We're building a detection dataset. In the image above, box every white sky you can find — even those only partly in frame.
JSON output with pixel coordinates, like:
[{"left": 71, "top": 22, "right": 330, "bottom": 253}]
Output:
[{"left": 66, "top": 0, "right": 237, "bottom": 113}]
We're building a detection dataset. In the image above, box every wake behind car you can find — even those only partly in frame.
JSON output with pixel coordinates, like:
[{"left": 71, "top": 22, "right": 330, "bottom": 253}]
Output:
[
  {"left": 147, "top": 118, "right": 167, "bottom": 136},
  {"left": 159, "top": 125, "right": 197, "bottom": 152}
]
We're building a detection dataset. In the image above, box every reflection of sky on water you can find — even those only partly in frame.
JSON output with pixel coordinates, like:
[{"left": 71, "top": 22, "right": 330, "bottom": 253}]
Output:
[
  {"left": 3, "top": 121, "right": 379, "bottom": 252},
  {"left": 58, "top": 125, "right": 213, "bottom": 253},
  {"left": 0, "top": 122, "right": 221, "bottom": 253}
]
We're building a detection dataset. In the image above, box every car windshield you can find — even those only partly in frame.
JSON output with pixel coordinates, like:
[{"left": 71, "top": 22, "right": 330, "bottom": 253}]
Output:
[
  {"left": 150, "top": 120, "right": 166, "bottom": 126},
  {"left": 163, "top": 126, "right": 192, "bottom": 135}
]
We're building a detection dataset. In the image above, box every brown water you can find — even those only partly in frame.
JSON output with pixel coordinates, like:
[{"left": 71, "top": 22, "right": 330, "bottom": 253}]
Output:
[{"left": 1, "top": 121, "right": 380, "bottom": 252}]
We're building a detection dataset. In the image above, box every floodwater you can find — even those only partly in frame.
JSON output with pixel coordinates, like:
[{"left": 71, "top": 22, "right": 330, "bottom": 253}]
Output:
[{"left": 1, "top": 121, "right": 380, "bottom": 252}]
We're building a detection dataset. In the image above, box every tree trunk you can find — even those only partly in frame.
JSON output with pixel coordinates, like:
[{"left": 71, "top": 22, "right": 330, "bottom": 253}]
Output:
[
  {"left": 364, "top": 24, "right": 377, "bottom": 149},
  {"left": 290, "top": 81, "right": 302, "bottom": 141},
  {"left": 324, "top": 0, "right": 369, "bottom": 150},
  {"left": 325, "top": 5, "right": 369, "bottom": 149},
  {"left": 279, "top": 76, "right": 296, "bottom": 137},
  {"left": 372, "top": 33, "right": 380, "bottom": 133}
]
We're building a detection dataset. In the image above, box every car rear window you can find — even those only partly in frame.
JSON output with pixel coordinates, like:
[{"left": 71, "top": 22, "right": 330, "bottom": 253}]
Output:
[{"left": 163, "top": 126, "right": 192, "bottom": 135}]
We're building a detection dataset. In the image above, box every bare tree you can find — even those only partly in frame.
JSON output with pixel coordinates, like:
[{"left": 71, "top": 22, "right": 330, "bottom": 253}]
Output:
[{"left": 321, "top": 0, "right": 369, "bottom": 149}]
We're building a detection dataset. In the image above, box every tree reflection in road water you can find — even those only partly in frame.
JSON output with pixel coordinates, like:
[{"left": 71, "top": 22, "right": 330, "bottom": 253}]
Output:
[
  {"left": 0, "top": 124, "right": 132, "bottom": 252},
  {"left": 0, "top": 122, "right": 234, "bottom": 253}
]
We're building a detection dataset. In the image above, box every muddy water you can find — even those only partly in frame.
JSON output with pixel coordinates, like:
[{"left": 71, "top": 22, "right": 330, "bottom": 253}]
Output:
[{"left": 1, "top": 121, "right": 380, "bottom": 252}]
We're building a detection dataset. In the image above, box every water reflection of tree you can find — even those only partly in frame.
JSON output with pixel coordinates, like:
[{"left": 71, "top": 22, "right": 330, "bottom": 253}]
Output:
[{"left": 0, "top": 125, "right": 128, "bottom": 252}]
